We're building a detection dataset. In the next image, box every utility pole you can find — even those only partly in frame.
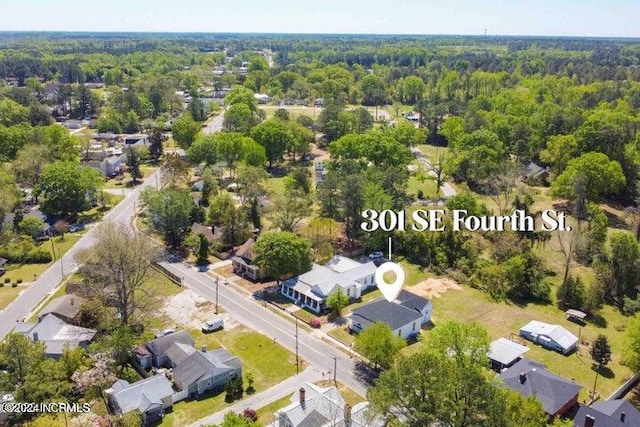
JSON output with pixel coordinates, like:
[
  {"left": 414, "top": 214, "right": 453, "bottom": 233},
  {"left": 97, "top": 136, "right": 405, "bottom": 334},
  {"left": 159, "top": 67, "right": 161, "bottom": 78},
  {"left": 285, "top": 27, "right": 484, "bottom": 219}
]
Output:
[
  {"left": 295, "top": 317, "right": 299, "bottom": 374},
  {"left": 333, "top": 356, "right": 337, "bottom": 384},
  {"left": 215, "top": 276, "right": 219, "bottom": 315}
]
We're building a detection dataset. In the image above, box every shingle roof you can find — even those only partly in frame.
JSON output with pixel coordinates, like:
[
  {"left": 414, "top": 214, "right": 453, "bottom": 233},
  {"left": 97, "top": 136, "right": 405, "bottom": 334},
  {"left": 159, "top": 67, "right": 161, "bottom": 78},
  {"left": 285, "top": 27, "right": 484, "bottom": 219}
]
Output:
[
  {"left": 20, "top": 314, "right": 96, "bottom": 356},
  {"left": 396, "top": 290, "right": 430, "bottom": 312},
  {"left": 165, "top": 342, "right": 195, "bottom": 366},
  {"left": 172, "top": 348, "right": 240, "bottom": 389},
  {"left": 275, "top": 382, "right": 385, "bottom": 427},
  {"left": 40, "top": 294, "right": 86, "bottom": 321},
  {"left": 500, "top": 358, "right": 582, "bottom": 415},
  {"left": 572, "top": 399, "right": 640, "bottom": 427},
  {"left": 351, "top": 297, "right": 423, "bottom": 332},
  {"left": 109, "top": 375, "right": 174, "bottom": 415},
  {"left": 146, "top": 330, "right": 195, "bottom": 357}
]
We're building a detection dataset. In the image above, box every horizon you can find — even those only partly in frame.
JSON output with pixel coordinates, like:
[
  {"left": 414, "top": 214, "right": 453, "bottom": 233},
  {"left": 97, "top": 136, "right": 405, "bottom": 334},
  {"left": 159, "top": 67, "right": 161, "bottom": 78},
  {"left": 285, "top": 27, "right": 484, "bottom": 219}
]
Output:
[{"left": 2, "top": 0, "right": 638, "bottom": 38}]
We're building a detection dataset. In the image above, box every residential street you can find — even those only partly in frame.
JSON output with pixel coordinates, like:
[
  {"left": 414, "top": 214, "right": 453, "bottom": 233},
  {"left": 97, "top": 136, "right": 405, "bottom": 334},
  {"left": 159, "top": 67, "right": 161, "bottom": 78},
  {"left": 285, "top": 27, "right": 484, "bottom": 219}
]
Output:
[
  {"left": 0, "top": 113, "right": 227, "bottom": 341},
  {"left": 158, "top": 261, "right": 370, "bottom": 398},
  {"left": 0, "top": 169, "right": 161, "bottom": 340}
]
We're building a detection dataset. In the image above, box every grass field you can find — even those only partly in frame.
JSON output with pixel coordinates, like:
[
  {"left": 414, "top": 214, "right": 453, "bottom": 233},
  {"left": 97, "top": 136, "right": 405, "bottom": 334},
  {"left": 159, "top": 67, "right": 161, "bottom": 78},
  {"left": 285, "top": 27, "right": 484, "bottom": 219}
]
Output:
[
  {"left": 161, "top": 327, "right": 299, "bottom": 426},
  {"left": 427, "top": 284, "right": 633, "bottom": 400}
]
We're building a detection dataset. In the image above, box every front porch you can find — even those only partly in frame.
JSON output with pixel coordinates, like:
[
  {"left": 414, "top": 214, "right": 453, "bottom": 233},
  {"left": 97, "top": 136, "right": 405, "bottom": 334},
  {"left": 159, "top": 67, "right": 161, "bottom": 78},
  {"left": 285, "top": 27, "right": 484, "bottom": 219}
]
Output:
[{"left": 280, "top": 282, "right": 324, "bottom": 313}]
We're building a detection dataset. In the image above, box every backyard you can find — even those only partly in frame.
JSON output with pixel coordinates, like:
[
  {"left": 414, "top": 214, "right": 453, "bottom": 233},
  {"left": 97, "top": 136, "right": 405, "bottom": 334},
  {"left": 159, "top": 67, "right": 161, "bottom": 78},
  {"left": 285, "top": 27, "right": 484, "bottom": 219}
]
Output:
[{"left": 160, "top": 327, "right": 300, "bottom": 426}]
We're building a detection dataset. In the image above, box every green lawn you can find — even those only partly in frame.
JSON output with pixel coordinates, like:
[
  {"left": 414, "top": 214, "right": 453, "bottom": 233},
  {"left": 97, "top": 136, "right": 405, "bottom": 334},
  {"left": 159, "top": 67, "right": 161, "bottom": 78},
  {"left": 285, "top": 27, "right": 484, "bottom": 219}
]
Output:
[
  {"left": 0, "top": 234, "right": 84, "bottom": 309},
  {"left": 77, "top": 194, "right": 125, "bottom": 222},
  {"left": 408, "top": 173, "right": 438, "bottom": 199},
  {"left": 429, "top": 285, "right": 633, "bottom": 400},
  {"left": 161, "top": 328, "right": 299, "bottom": 426},
  {"left": 0, "top": 285, "right": 23, "bottom": 310},
  {"left": 328, "top": 326, "right": 355, "bottom": 346},
  {"left": 256, "top": 394, "right": 293, "bottom": 425}
]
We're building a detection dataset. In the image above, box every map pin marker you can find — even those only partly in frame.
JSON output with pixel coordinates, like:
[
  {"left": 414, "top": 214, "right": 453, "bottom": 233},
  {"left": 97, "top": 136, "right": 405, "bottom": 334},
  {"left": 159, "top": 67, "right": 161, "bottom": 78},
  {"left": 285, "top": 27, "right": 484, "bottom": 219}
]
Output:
[{"left": 375, "top": 261, "right": 405, "bottom": 302}]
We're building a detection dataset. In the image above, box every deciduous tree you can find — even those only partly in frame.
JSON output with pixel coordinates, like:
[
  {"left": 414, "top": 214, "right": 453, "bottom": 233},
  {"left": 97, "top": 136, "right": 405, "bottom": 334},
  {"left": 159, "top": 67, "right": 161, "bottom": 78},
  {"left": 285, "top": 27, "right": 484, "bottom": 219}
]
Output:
[
  {"left": 76, "top": 223, "right": 159, "bottom": 325},
  {"left": 253, "top": 231, "right": 312, "bottom": 280}
]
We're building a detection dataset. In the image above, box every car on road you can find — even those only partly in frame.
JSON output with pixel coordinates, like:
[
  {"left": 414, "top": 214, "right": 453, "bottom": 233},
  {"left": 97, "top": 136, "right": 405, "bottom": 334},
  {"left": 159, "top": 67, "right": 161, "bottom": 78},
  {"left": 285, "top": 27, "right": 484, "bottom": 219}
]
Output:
[
  {"left": 69, "top": 223, "right": 85, "bottom": 232},
  {"left": 202, "top": 317, "right": 224, "bottom": 333}
]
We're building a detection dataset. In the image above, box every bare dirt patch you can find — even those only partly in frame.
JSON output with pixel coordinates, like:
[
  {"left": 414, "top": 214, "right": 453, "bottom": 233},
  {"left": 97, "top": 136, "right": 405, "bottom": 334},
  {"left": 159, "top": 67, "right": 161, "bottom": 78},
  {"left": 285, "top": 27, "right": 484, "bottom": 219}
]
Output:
[
  {"left": 160, "top": 289, "right": 239, "bottom": 330},
  {"left": 411, "top": 277, "right": 463, "bottom": 299}
]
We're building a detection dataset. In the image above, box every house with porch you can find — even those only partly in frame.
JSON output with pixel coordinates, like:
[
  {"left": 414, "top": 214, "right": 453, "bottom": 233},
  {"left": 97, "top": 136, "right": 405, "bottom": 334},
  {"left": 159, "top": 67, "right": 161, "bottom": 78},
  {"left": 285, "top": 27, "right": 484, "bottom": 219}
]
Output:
[
  {"left": 231, "top": 238, "right": 267, "bottom": 281},
  {"left": 280, "top": 256, "right": 377, "bottom": 313}
]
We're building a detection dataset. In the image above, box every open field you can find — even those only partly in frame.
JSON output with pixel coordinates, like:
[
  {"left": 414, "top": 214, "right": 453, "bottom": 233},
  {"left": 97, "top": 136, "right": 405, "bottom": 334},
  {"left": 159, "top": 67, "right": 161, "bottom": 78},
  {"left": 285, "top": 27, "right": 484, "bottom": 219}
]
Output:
[{"left": 427, "top": 284, "right": 633, "bottom": 400}]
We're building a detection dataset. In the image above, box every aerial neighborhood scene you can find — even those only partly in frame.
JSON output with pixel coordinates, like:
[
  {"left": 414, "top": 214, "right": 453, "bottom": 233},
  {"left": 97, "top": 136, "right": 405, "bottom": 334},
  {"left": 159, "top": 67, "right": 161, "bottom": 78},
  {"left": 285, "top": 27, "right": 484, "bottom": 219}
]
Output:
[{"left": 3, "top": 1, "right": 640, "bottom": 426}]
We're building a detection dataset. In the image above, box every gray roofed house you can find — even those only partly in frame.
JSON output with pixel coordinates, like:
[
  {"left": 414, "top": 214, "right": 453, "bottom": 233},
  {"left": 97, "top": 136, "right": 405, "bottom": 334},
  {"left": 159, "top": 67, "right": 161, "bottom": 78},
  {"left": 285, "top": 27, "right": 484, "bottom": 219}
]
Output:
[
  {"left": 520, "top": 320, "right": 579, "bottom": 354},
  {"left": 16, "top": 313, "right": 96, "bottom": 359},
  {"left": 172, "top": 347, "right": 242, "bottom": 397},
  {"left": 272, "top": 382, "right": 384, "bottom": 427},
  {"left": 144, "top": 330, "right": 195, "bottom": 368},
  {"left": 280, "top": 256, "right": 377, "bottom": 314},
  {"left": 500, "top": 358, "right": 582, "bottom": 417},
  {"left": 349, "top": 290, "right": 432, "bottom": 339},
  {"left": 105, "top": 375, "right": 174, "bottom": 425},
  {"left": 39, "top": 294, "right": 86, "bottom": 325},
  {"left": 574, "top": 399, "right": 640, "bottom": 427}
]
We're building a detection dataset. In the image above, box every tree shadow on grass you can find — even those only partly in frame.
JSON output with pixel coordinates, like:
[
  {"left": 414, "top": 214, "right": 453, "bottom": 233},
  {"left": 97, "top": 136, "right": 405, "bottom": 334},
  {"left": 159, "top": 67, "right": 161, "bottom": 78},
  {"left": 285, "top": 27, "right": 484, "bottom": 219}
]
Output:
[{"left": 591, "top": 364, "right": 615, "bottom": 379}]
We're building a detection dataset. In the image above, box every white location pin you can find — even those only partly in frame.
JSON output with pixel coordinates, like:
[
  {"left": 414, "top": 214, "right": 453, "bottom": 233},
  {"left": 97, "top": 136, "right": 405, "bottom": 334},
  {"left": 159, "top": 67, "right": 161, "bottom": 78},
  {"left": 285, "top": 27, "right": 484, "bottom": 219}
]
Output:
[{"left": 375, "top": 261, "right": 405, "bottom": 302}]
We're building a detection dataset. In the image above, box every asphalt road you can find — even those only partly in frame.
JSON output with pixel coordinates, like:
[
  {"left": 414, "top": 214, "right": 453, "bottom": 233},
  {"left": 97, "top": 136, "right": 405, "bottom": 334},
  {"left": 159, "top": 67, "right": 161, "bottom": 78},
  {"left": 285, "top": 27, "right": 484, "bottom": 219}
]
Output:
[
  {"left": 202, "top": 112, "right": 225, "bottom": 135},
  {"left": 0, "top": 170, "right": 161, "bottom": 340},
  {"left": 158, "top": 261, "right": 370, "bottom": 397},
  {"left": 0, "top": 114, "right": 227, "bottom": 340}
]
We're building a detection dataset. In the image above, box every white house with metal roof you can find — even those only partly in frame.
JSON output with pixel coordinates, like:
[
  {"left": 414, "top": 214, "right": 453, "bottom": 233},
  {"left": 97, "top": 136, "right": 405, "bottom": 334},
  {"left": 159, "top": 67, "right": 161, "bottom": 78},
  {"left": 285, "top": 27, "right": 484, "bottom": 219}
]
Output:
[
  {"left": 280, "top": 256, "right": 377, "bottom": 313},
  {"left": 519, "top": 320, "right": 578, "bottom": 354}
]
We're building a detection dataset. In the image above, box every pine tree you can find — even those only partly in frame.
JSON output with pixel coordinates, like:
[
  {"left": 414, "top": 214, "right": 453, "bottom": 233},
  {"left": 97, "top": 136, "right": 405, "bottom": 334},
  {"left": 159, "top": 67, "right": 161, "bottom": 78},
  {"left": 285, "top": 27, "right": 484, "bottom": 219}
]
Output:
[{"left": 195, "top": 233, "right": 209, "bottom": 266}]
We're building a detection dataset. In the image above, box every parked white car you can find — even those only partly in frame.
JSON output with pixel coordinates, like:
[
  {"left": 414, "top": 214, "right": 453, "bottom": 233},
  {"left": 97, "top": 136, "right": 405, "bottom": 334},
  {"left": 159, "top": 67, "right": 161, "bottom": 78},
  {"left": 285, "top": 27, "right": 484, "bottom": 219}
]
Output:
[{"left": 202, "top": 317, "right": 224, "bottom": 333}]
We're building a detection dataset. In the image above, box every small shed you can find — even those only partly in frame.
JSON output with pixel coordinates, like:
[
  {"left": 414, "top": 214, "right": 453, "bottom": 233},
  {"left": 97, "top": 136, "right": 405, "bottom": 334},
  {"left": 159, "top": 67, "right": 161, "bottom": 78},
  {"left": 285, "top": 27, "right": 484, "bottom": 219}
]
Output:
[
  {"left": 565, "top": 309, "right": 587, "bottom": 324},
  {"left": 488, "top": 338, "right": 529, "bottom": 372}
]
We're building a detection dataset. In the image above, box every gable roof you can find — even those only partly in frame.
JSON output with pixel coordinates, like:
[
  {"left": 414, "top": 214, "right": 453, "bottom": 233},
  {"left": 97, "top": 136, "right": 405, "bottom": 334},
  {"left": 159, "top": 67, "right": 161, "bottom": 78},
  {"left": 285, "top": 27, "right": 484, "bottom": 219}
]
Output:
[
  {"left": 489, "top": 338, "right": 530, "bottom": 366},
  {"left": 39, "top": 294, "right": 86, "bottom": 321},
  {"left": 282, "top": 256, "right": 377, "bottom": 301},
  {"left": 573, "top": 400, "right": 640, "bottom": 427},
  {"left": 500, "top": 358, "right": 582, "bottom": 415},
  {"left": 351, "top": 296, "right": 424, "bottom": 332},
  {"left": 396, "top": 290, "right": 430, "bottom": 312},
  {"left": 521, "top": 320, "right": 578, "bottom": 351},
  {"left": 276, "top": 382, "right": 384, "bottom": 427},
  {"left": 234, "top": 238, "right": 255, "bottom": 260},
  {"left": 172, "top": 348, "right": 241, "bottom": 387},
  {"left": 108, "top": 375, "right": 174, "bottom": 415},
  {"left": 146, "top": 330, "right": 195, "bottom": 357},
  {"left": 18, "top": 314, "right": 96, "bottom": 356}
]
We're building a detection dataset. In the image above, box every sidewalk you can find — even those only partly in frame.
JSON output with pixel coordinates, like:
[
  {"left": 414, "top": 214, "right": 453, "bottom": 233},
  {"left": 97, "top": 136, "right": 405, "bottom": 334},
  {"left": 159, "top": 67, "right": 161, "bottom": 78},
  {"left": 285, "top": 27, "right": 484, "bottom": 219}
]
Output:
[{"left": 187, "top": 367, "right": 321, "bottom": 427}]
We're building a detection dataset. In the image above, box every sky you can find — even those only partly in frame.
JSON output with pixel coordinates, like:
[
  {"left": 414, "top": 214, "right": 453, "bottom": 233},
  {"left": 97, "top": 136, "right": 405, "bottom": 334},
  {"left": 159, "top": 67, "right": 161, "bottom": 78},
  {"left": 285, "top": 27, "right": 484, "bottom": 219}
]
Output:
[{"left": 1, "top": 0, "right": 638, "bottom": 38}]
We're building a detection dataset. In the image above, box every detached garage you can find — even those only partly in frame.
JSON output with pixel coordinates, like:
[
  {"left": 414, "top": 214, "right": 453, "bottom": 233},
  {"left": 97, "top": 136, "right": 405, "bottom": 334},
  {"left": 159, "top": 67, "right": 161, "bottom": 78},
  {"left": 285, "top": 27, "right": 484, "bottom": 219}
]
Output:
[{"left": 520, "top": 320, "right": 578, "bottom": 354}]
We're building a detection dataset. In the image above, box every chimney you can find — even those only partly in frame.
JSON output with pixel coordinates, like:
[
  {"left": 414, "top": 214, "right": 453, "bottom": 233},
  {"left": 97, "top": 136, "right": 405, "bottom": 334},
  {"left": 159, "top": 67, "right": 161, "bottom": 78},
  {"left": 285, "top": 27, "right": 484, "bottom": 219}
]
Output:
[
  {"left": 584, "top": 414, "right": 595, "bottom": 427},
  {"left": 33, "top": 332, "right": 39, "bottom": 341},
  {"left": 621, "top": 412, "right": 626, "bottom": 423},
  {"left": 299, "top": 387, "right": 306, "bottom": 407},
  {"left": 201, "top": 345, "right": 206, "bottom": 353},
  {"left": 344, "top": 403, "right": 352, "bottom": 427},
  {"left": 519, "top": 372, "right": 526, "bottom": 384}
]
